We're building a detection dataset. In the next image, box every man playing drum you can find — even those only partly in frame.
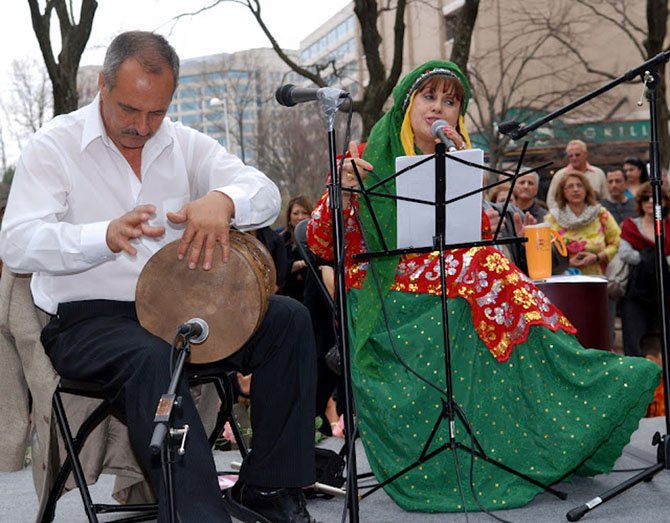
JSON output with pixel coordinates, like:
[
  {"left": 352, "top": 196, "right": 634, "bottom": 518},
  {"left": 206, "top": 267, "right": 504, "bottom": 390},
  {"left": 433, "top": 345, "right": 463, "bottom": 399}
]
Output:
[{"left": 0, "top": 31, "right": 317, "bottom": 523}]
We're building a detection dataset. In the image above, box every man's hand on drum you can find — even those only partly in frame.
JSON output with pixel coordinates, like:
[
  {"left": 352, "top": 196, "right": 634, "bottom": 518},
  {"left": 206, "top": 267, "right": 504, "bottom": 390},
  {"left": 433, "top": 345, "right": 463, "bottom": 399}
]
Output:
[
  {"left": 341, "top": 141, "right": 373, "bottom": 205},
  {"left": 167, "top": 191, "right": 236, "bottom": 270},
  {"left": 107, "top": 204, "right": 166, "bottom": 256}
]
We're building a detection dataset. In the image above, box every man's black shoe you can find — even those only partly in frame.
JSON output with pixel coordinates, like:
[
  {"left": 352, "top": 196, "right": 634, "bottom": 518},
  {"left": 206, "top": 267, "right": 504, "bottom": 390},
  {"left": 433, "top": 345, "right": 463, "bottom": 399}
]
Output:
[{"left": 222, "top": 481, "right": 317, "bottom": 523}]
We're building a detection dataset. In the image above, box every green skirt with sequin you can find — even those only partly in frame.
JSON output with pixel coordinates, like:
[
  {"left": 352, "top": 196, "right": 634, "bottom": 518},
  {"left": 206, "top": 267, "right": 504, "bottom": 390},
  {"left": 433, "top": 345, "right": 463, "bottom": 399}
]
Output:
[{"left": 347, "top": 290, "right": 660, "bottom": 512}]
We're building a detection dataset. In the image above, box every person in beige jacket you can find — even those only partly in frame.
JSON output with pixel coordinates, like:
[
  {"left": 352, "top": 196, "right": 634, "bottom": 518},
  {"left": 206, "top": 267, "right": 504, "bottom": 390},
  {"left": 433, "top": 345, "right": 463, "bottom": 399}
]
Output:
[
  {"left": 0, "top": 267, "right": 155, "bottom": 520},
  {"left": 0, "top": 266, "right": 223, "bottom": 522}
]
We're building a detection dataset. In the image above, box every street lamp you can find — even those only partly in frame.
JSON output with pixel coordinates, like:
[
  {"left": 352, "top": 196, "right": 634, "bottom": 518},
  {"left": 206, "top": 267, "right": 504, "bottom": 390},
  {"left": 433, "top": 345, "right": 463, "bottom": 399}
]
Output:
[{"left": 209, "top": 96, "right": 231, "bottom": 152}]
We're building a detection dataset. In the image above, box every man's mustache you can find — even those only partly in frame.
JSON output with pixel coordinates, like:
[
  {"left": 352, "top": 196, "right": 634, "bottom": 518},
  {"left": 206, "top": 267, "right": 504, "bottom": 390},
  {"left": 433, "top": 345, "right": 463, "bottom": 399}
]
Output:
[{"left": 121, "top": 128, "right": 152, "bottom": 137}]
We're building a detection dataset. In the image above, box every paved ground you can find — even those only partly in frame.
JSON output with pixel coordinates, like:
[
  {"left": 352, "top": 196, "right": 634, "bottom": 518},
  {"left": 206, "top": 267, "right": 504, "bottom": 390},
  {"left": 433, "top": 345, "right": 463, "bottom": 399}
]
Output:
[{"left": 2, "top": 417, "right": 670, "bottom": 523}]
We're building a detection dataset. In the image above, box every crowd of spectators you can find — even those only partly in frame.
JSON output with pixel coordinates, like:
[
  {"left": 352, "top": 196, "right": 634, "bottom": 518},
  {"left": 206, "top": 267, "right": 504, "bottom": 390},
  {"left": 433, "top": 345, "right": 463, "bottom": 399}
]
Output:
[{"left": 478, "top": 141, "right": 668, "bottom": 418}]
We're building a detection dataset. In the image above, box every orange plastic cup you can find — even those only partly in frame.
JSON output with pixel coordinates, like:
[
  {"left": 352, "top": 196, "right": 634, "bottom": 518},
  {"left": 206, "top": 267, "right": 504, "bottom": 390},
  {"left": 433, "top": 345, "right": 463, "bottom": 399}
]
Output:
[{"left": 523, "top": 224, "right": 567, "bottom": 280}]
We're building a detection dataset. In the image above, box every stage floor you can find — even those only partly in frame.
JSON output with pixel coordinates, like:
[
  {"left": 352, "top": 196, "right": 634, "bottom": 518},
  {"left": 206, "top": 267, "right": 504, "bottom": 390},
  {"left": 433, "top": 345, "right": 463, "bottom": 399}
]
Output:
[{"left": 2, "top": 417, "right": 669, "bottom": 522}]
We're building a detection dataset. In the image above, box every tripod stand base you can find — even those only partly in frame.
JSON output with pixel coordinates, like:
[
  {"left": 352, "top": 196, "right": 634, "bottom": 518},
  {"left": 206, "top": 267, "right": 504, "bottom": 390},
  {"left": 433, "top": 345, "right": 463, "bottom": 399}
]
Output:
[
  {"left": 344, "top": 288, "right": 660, "bottom": 513},
  {"left": 566, "top": 431, "right": 670, "bottom": 521},
  {"left": 566, "top": 461, "right": 664, "bottom": 521}
]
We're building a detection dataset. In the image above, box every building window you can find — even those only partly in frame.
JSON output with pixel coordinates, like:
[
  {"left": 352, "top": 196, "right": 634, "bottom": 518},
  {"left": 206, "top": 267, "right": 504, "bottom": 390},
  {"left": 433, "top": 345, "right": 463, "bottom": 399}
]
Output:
[
  {"left": 180, "top": 101, "right": 200, "bottom": 112},
  {"left": 178, "top": 87, "right": 200, "bottom": 99},
  {"left": 181, "top": 114, "right": 201, "bottom": 126},
  {"left": 443, "top": 0, "right": 465, "bottom": 42}
]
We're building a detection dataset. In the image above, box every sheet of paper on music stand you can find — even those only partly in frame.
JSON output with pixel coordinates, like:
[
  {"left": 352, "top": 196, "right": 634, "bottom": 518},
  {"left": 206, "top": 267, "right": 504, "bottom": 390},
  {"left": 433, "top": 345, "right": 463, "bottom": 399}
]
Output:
[{"left": 395, "top": 149, "right": 483, "bottom": 249}]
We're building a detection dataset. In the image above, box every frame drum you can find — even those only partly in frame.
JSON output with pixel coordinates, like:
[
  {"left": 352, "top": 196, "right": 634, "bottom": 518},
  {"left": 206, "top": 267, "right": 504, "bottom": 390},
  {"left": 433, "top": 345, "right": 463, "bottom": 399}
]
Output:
[{"left": 136, "top": 230, "right": 276, "bottom": 364}]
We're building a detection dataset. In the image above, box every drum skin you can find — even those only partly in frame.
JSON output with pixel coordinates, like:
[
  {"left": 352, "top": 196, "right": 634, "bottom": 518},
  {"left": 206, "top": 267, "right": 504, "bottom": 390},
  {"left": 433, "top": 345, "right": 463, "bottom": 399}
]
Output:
[{"left": 136, "top": 230, "right": 276, "bottom": 364}]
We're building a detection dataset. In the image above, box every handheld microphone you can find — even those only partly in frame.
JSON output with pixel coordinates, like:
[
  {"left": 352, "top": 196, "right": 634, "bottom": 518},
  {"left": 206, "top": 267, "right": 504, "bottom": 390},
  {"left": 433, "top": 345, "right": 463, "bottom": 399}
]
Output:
[
  {"left": 430, "top": 119, "right": 457, "bottom": 152},
  {"left": 275, "top": 84, "right": 348, "bottom": 107},
  {"left": 177, "top": 318, "right": 209, "bottom": 344}
]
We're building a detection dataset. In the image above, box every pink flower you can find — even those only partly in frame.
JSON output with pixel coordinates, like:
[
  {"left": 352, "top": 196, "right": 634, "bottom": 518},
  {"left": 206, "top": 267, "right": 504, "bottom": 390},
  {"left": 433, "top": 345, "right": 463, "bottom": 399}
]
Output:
[
  {"left": 567, "top": 239, "right": 587, "bottom": 254},
  {"left": 222, "top": 421, "right": 235, "bottom": 443},
  {"left": 331, "top": 415, "right": 345, "bottom": 438}
]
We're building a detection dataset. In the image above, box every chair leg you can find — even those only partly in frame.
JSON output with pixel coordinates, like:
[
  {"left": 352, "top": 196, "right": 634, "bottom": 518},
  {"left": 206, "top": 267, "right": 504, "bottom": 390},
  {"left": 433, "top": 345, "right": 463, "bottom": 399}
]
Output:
[
  {"left": 43, "top": 395, "right": 112, "bottom": 521},
  {"left": 51, "top": 390, "right": 100, "bottom": 523},
  {"left": 45, "top": 376, "right": 242, "bottom": 522},
  {"left": 220, "top": 372, "right": 249, "bottom": 458},
  {"left": 44, "top": 384, "right": 160, "bottom": 523},
  {"left": 204, "top": 376, "right": 229, "bottom": 449}
]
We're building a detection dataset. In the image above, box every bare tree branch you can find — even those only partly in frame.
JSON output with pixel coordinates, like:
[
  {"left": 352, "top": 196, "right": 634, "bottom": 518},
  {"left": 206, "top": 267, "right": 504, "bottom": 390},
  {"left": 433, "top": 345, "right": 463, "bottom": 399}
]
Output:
[
  {"left": 467, "top": 2, "right": 615, "bottom": 168},
  {"left": 575, "top": 0, "right": 647, "bottom": 57},
  {"left": 1, "top": 58, "right": 53, "bottom": 153},
  {"left": 524, "top": 0, "right": 670, "bottom": 167},
  {"left": 450, "top": 0, "right": 480, "bottom": 73},
  {"left": 27, "top": 0, "right": 98, "bottom": 115},
  {"left": 170, "top": 0, "right": 417, "bottom": 139}
]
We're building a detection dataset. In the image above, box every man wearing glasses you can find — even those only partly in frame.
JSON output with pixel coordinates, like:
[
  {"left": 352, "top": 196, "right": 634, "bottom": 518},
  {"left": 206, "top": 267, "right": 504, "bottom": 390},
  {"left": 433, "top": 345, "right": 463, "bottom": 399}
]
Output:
[{"left": 545, "top": 139, "right": 607, "bottom": 209}]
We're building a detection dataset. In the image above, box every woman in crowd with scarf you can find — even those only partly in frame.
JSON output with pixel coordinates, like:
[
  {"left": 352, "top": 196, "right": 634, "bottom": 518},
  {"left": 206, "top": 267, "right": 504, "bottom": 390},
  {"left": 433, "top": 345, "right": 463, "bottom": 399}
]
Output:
[
  {"left": 306, "top": 60, "right": 659, "bottom": 513},
  {"left": 545, "top": 171, "right": 620, "bottom": 276},
  {"left": 618, "top": 182, "right": 670, "bottom": 356}
]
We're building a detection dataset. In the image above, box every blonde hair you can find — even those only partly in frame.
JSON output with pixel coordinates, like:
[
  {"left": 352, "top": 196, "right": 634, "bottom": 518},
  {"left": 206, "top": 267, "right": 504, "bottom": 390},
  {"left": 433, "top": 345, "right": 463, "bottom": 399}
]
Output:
[{"left": 488, "top": 182, "right": 513, "bottom": 203}]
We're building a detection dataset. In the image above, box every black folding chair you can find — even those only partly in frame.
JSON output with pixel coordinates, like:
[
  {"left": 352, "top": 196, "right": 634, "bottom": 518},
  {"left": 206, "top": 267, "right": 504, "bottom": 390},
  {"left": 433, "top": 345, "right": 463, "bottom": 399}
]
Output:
[{"left": 42, "top": 371, "right": 247, "bottom": 523}]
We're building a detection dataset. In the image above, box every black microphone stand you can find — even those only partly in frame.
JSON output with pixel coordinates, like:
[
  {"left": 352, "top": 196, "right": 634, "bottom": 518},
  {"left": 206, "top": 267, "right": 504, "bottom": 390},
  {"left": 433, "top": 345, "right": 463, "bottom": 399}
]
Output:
[
  {"left": 316, "top": 87, "right": 360, "bottom": 523},
  {"left": 500, "top": 51, "right": 670, "bottom": 521},
  {"left": 149, "top": 328, "right": 196, "bottom": 523}
]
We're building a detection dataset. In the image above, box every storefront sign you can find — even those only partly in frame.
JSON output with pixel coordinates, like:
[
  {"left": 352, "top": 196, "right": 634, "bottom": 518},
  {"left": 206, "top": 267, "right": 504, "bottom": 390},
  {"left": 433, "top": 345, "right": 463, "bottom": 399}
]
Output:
[{"left": 472, "top": 108, "right": 651, "bottom": 151}]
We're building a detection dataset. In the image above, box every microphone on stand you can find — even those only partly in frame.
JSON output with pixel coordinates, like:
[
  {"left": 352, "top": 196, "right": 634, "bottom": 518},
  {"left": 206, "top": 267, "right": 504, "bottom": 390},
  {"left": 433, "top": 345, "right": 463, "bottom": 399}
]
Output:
[
  {"left": 177, "top": 318, "right": 209, "bottom": 344},
  {"left": 275, "top": 84, "right": 348, "bottom": 107},
  {"left": 431, "top": 120, "right": 458, "bottom": 152},
  {"left": 497, "top": 120, "right": 526, "bottom": 140}
]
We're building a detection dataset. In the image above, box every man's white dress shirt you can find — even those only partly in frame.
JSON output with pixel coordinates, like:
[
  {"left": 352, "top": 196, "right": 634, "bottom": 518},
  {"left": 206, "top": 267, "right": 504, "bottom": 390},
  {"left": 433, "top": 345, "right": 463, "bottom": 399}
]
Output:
[{"left": 0, "top": 95, "right": 280, "bottom": 314}]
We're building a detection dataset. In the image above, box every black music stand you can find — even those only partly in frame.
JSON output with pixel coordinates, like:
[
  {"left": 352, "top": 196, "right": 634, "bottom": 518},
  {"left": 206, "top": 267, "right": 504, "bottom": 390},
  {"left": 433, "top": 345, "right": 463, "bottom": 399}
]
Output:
[
  {"left": 498, "top": 51, "right": 670, "bottom": 521},
  {"left": 342, "top": 141, "right": 567, "bottom": 510}
]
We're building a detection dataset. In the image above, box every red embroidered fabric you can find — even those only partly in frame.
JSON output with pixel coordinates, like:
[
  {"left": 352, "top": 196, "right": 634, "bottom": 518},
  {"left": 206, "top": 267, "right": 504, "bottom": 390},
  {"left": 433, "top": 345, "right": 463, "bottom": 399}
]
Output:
[{"left": 307, "top": 192, "right": 576, "bottom": 362}]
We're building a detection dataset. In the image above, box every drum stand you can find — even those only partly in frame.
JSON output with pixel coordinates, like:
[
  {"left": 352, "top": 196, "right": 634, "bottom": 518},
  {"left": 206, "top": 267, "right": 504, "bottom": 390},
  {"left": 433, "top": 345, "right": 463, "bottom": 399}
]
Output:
[
  {"left": 499, "top": 51, "right": 670, "bottom": 521},
  {"left": 149, "top": 327, "right": 199, "bottom": 523}
]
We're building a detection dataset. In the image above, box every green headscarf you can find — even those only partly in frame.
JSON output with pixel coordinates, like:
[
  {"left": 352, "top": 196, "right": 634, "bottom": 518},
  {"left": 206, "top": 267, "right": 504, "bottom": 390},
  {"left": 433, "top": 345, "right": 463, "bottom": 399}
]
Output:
[{"left": 350, "top": 60, "right": 472, "bottom": 351}]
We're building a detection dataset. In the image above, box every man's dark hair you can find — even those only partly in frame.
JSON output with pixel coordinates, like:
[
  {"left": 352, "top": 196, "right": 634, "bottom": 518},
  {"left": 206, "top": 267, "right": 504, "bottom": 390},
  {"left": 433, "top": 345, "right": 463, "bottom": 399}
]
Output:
[
  {"left": 102, "top": 31, "right": 180, "bottom": 93},
  {"left": 606, "top": 168, "right": 626, "bottom": 181}
]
